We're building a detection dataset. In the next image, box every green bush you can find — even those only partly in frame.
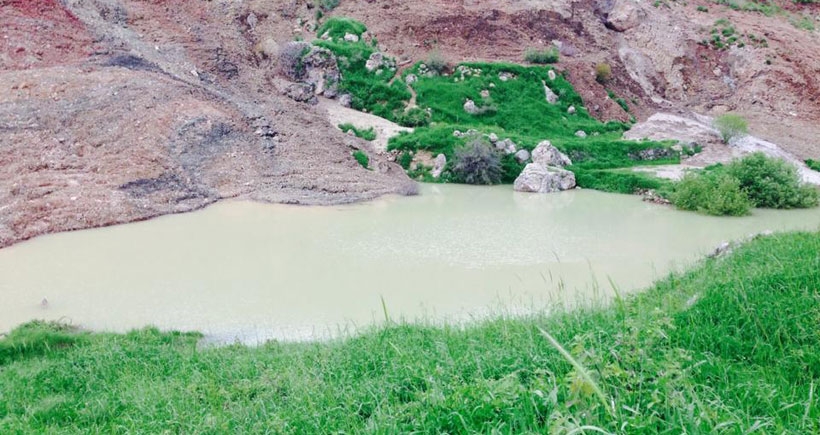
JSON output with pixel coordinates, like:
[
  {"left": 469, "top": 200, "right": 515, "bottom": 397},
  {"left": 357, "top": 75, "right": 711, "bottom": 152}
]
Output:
[
  {"left": 450, "top": 138, "right": 503, "bottom": 185},
  {"left": 352, "top": 150, "right": 369, "bottom": 169},
  {"left": 339, "top": 123, "right": 376, "bottom": 141},
  {"left": 398, "top": 152, "right": 413, "bottom": 169},
  {"left": 316, "top": 17, "right": 367, "bottom": 40},
  {"left": 425, "top": 50, "right": 448, "bottom": 75},
  {"left": 713, "top": 113, "right": 748, "bottom": 143},
  {"left": 524, "top": 47, "right": 559, "bottom": 64},
  {"left": 725, "top": 153, "right": 818, "bottom": 208},
  {"left": 395, "top": 107, "right": 431, "bottom": 127},
  {"left": 672, "top": 171, "right": 752, "bottom": 216},
  {"left": 806, "top": 159, "right": 820, "bottom": 171}
]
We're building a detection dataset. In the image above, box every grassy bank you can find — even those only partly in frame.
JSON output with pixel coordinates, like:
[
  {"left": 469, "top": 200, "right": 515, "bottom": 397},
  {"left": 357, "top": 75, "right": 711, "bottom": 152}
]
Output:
[{"left": 2, "top": 232, "right": 819, "bottom": 433}]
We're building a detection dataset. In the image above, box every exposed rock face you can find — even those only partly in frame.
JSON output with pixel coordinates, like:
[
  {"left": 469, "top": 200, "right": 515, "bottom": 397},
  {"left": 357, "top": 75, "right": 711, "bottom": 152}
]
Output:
[
  {"left": 495, "top": 138, "right": 517, "bottom": 154},
  {"left": 514, "top": 164, "right": 576, "bottom": 193},
  {"left": 514, "top": 149, "right": 531, "bottom": 163},
  {"left": 0, "top": 1, "right": 416, "bottom": 248},
  {"left": 606, "top": 0, "right": 646, "bottom": 32},
  {"left": 284, "top": 82, "right": 318, "bottom": 104},
  {"left": 531, "top": 141, "right": 572, "bottom": 167}
]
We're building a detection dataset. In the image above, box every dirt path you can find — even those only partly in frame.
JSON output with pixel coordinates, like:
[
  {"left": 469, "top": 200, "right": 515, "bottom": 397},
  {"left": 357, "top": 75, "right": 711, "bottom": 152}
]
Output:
[{"left": 318, "top": 98, "right": 413, "bottom": 153}]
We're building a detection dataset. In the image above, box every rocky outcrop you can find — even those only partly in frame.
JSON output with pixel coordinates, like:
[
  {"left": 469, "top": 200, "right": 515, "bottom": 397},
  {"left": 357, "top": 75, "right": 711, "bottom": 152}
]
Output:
[
  {"left": 432, "top": 154, "right": 447, "bottom": 178},
  {"left": 514, "top": 141, "right": 576, "bottom": 193},
  {"left": 301, "top": 46, "right": 341, "bottom": 98}
]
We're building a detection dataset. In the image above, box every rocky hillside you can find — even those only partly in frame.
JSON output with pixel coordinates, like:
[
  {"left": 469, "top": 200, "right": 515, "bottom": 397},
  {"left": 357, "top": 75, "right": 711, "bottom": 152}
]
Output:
[{"left": 1, "top": 0, "right": 818, "bottom": 246}]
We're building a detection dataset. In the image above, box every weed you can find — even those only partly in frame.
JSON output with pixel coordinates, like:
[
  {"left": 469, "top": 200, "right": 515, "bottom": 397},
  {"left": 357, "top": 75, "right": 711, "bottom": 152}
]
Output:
[
  {"left": 524, "top": 47, "right": 560, "bottom": 64},
  {"left": 338, "top": 123, "right": 376, "bottom": 141}
]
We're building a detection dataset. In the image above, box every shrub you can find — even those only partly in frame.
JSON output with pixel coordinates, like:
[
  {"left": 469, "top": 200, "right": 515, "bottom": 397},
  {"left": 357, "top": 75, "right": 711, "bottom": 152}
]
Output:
[
  {"left": 672, "top": 171, "right": 752, "bottom": 216},
  {"left": 425, "top": 50, "right": 448, "bottom": 75},
  {"left": 450, "top": 138, "right": 503, "bottom": 185},
  {"left": 713, "top": 113, "right": 748, "bottom": 143},
  {"left": 595, "top": 63, "right": 612, "bottom": 84},
  {"left": 339, "top": 123, "right": 376, "bottom": 141},
  {"left": 395, "top": 107, "right": 431, "bottom": 127},
  {"left": 398, "top": 152, "right": 413, "bottom": 169},
  {"left": 352, "top": 150, "right": 369, "bottom": 169},
  {"left": 806, "top": 159, "right": 820, "bottom": 172},
  {"left": 278, "top": 41, "right": 311, "bottom": 80},
  {"left": 725, "top": 153, "right": 818, "bottom": 208},
  {"left": 524, "top": 47, "right": 559, "bottom": 64}
]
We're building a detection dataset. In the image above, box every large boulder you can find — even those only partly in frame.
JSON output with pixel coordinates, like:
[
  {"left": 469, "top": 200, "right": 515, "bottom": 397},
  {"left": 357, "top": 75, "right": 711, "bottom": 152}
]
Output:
[
  {"left": 514, "top": 164, "right": 576, "bottom": 193},
  {"left": 431, "top": 154, "right": 447, "bottom": 178},
  {"left": 531, "top": 140, "right": 571, "bottom": 166},
  {"left": 606, "top": 0, "right": 646, "bottom": 32},
  {"left": 301, "top": 46, "right": 341, "bottom": 98}
]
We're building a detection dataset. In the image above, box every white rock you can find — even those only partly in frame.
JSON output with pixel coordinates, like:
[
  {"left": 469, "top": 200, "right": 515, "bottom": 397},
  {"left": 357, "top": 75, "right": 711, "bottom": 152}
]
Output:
[
  {"left": 432, "top": 154, "right": 447, "bottom": 178},
  {"left": 542, "top": 81, "right": 558, "bottom": 104},
  {"left": 575, "top": 130, "right": 587, "bottom": 138},
  {"left": 514, "top": 164, "right": 576, "bottom": 193},
  {"left": 488, "top": 133, "right": 499, "bottom": 143},
  {"left": 344, "top": 33, "right": 360, "bottom": 42},
  {"left": 548, "top": 70, "right": 557, "bottom": 81},
  {"left": 567, "top": 105, "right": 576, "bottom": 114},
  {"left": 515, "top": 149, "right": 531, "bottom": 163},
  {"left": 463, "top": 99, "right": 480, "bottom": 115},
  {"left": 531, "top": 140, "right": 572, "bottom": 166}
]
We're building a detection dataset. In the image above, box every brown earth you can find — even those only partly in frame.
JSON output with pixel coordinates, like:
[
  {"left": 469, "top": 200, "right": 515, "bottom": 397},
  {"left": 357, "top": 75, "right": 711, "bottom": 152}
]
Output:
[{"left": 1, "top": 0, "right": 818, "bottom": 247}]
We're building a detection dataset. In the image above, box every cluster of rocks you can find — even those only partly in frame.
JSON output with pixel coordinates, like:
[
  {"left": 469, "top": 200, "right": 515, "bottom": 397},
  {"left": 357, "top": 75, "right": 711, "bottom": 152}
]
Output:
[
  {"left": 454, "top": 65, "right": 482, "bottom": 82},
  {"left": 498, "top": 71, "right": 516, "bottom": 82},
  {"left": 279, "top": 43, "right": 342, "bottom": 105},
  {"left": 365, "top": 52, "right": 396, "bottom": 76},
  {"left": 542, "top": 80, "right": 558, "bottom": 104},
  {"left": 513, "top": 141, "right": 577, "bottom": 194}
]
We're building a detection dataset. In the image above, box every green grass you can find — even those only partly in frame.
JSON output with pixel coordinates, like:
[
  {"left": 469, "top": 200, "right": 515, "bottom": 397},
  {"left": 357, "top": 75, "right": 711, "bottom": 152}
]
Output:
[
  {"left": 2, "top": 232, "right": 819, "bottom": 432},
  {"left": 316, "top": 17, "right": 367, "bottom": 40},
  {"left": 338, "top": 123, "right": 376, "bottom": 141},
  {"left": 807, "top": 159, "right": 820, "bottom": 172},
  {"left": 352, "top": 150, "right": 369, "bottom": 169}
]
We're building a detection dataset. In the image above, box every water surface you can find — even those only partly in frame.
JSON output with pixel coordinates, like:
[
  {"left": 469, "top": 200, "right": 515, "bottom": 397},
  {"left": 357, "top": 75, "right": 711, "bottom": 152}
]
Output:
[{"left": 2, "top": 184, "right": 818, "bottom": 342}]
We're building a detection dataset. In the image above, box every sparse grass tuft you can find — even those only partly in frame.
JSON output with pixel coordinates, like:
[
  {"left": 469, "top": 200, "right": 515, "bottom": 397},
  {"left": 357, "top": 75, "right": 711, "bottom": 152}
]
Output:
[
  {"left": 524, "top": 47, "right": 560, "bottom": 64},
  {"left": 338, "top": 123, "right": 376, "bottom": 141},
  {"left": 352, "top": 150, "right": 369, "bottom": 168}
]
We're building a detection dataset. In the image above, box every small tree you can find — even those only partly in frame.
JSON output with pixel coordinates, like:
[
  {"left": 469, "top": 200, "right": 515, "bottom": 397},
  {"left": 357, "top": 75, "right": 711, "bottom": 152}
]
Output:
[
  {"left": 713, "top": 113, "right": 748, "bottom": 143},
  {"left": 450, "top": 138, "right": 503, "bottom": 185}
]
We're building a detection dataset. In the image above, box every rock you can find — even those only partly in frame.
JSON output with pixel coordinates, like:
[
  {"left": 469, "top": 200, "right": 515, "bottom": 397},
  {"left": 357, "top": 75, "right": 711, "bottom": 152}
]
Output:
[
  {"left": 606, "top": 0, "right": 646, "bottom": 32},
  {"left": 344, "top": 33, "right": 359, "bottom": 42},
  {"left": 488, "top": 133, "right": 499, "bottom": 143},
  {"left": 514, "top": 164, "right": 576, "bottom": 193},
  {"left": 338, "top": 93, "right": 352, "bottom": 108},
  {"left": 431, "top": 154, "right": 447, "bottom": 178},
  {"left": 463, "top": 99, "right": 480, "bottom": 115},
  {"left": 284, "top": 82, "right": 317, "bottom": 104},
  {"left": 548, "top": 70, "right": 557, "bottom": 81},
  {"left": 246, "top": 13, "right": 258, "bottom": 29},
  {"left": 531, "top": 140, "right": 572, "bottom": 166},
  {"left": 405, "top": 74, "right": 417, "bottom": 84},
  {"left": 708, "top": 241, "right": 732, "bottom": 258},
  {"left": 453, "top": 130, "right": 463, "bottom": 138},
  {"left": 543, "top": 82, "right": 559, "bottom": 104},
  {"left": 299, "top": 46, "right": 341, "bottom": 98},
  {"left": 495, "top": 138, "right": 517, "bottom": 154},
  {"left": 498, "top": 72, "right": 515, "bottom": 81},
  {"left": 567, "top": 105, "right": 576, "bottom": 114},
  {"left": 575, "top": 130, "right": 587, "bottom": 138},
  {"left": 480, "top": 89, "right": 490, "bottom": 98},
  {"left": 515, "top": 149, "right": 531, "bottom": 163},
  {"left": 365, "top": 52, "right": 383, "bottom": 72},
  {"left": 321, "top": 31, "right": 331, "bottom": 40}
]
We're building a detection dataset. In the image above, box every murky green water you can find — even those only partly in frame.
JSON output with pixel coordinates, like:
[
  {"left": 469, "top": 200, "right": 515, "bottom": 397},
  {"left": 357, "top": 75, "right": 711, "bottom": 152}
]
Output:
[{"left": 2, "top": 184, "right": 819, "bottom": 342}]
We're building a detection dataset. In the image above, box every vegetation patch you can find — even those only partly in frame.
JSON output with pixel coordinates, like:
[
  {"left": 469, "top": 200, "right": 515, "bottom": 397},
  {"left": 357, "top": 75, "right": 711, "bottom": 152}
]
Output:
[
  {"left": 352, "top": 150, "right": 369, "bottom": 169},
  {"left": 671, "top": 153, "right": 819, "bottom": 215},
  {"left": 806, "top": 159, "right": 820, "bottom": 172},
  {"left": 713, "top": 112, "right": 748, "bottom": 143},
  {"left": 338, "top": 123, "right": 376, "bottom": 141},
  {"left": 523, "top": 47, "right": 560, "bottom": 64},
  {"left": 2, "top": 232, "right": 819, "bottom": 432}
]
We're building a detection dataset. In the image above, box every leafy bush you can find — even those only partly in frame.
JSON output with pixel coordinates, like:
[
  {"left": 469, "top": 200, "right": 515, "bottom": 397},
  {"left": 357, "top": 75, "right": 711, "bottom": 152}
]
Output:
[
  {"left": 806, "top": 159, "right": 820, "bottom": 171},
  {"left": 398, "top": 152, "right": 413, "bottom": 170},
  {"left": 524, "top": 47, "right": 559, "bottom": 64},
  {"left": 595, "top": 63, "right": 612, "bottom": 84},
  {"left": 278, "top": 41, "right": 311, "bottom": 80},
  {"left": 316, "top": 17, "right": 367, "bottom": 39},
  {"left": 339, "top": 123, "right": 376, "bottom": 141},
  {"left": 672, "top": 171, "right": 752, "bottom": 216},
  {"left": 394, "top": 107, "right": 431, "bottom": 127},
  {"left": 450, "top": 138, "right": 503, "bottom": 185},
  {"left": 352, "top": 150, "right": 369, "bottom": 169},
  {"left": 725, "top": 153, "right": 818, "bottom": 208},
  {"left": 713, "top": 113, "right": 748, "bottom": 143}
]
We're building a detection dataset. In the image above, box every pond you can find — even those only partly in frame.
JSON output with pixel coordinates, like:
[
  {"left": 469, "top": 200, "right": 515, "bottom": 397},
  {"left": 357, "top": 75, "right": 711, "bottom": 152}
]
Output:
[{"left": 2, "top": 184, "right": 818, "bottom": 343}]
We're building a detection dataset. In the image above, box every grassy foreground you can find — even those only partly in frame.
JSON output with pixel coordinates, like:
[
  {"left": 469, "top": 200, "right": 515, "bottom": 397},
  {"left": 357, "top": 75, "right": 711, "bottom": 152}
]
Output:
[{"left": 2, "top": 233, "right": 819, "bottom": 433}]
